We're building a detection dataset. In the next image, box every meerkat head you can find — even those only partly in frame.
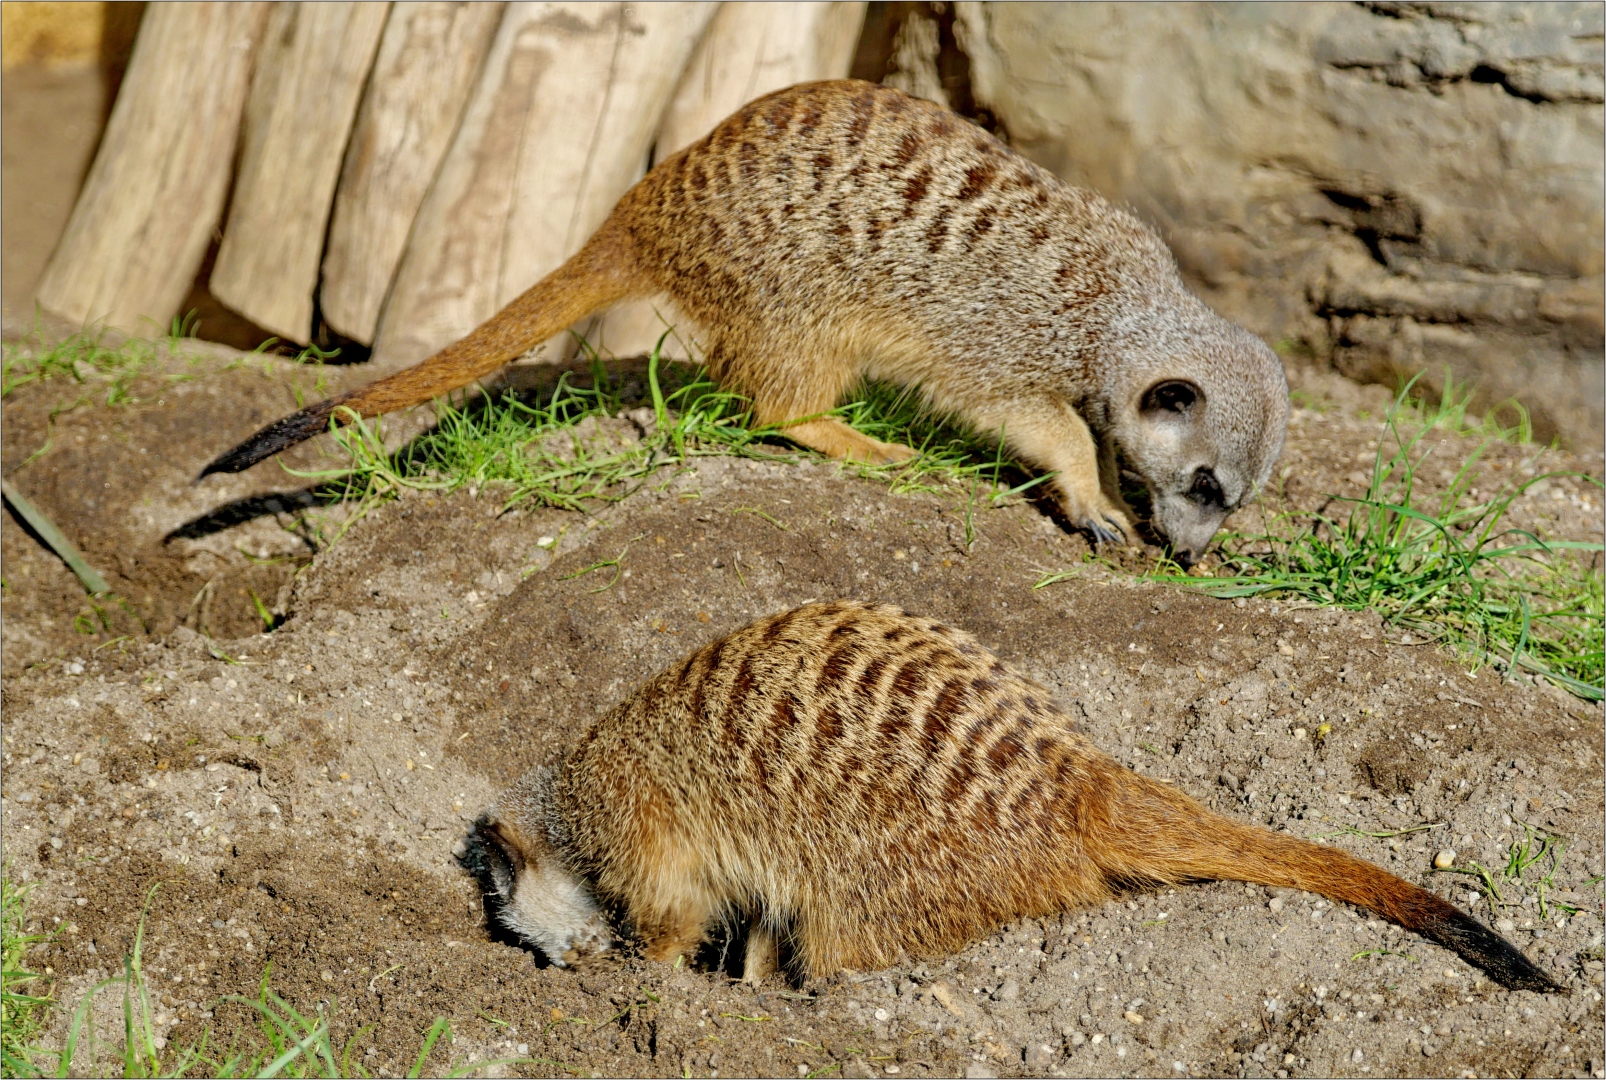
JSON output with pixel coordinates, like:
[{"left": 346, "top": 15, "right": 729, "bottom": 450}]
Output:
[
  {"left": 456, "top": 768, "right": 613, "bottom": 967},
  {"left": 1112, "top": 321, "right": 1289, "bottom": 566}
]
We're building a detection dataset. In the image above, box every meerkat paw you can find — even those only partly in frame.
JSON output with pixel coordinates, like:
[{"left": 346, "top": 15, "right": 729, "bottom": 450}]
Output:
[
  {"left": 555, "top": 911, "right": 617, "bottom": 968},
  {"left": 1063, "top": 496, "right": 1132, "bottom": 547},
  {"left": 858, "top": 438, "right": 919, "bottom": 465}
]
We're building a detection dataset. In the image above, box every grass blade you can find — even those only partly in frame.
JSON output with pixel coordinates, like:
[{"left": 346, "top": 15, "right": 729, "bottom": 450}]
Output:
[
  {"left": 407, "top": 1018, "right": 451, "bottom": 1079},
  {"left": 1153, "top": 382, "right": 1603, "bottom": 700},
  {"left": 1, "top": 480, "right": 110, "bottom": 595}
]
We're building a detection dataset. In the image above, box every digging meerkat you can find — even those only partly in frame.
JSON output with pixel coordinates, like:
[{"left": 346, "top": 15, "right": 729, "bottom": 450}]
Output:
[
  {"left": 203, "top": 80, "right": 1288, "bottom": 563},
  {"left": 458, "top": 601, "right": 1559, "bottom": 992}
]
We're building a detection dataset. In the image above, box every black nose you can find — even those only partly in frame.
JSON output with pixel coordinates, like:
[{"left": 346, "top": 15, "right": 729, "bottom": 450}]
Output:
[{"left": 1171, "top": 547, "right": 1197, "bottom": 569}]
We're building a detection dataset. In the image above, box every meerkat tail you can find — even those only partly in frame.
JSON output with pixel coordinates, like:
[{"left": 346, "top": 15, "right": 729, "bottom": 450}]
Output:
[
  {"left": 198, "top": 224, "right": 645, "bottom": 478},
  {"left": 1093, "top": 772, "right": 1563, "bottom": 993}
]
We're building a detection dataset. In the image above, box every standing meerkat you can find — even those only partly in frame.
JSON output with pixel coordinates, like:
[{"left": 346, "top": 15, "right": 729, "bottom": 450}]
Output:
[
  {"left": 460, "top": 601, "right": 1558, "bottom": 992},
  {"left": 204, "top": 81, "right": 1287, "bottom": 563}
]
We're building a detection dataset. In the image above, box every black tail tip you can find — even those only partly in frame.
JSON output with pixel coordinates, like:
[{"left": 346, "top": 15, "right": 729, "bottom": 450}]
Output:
[
  {"left": 1427, "top": 909, "right": 1567, "bottom": 993},
  {"left": 197, "top": 399, "right": 343, "bottom": 479}
]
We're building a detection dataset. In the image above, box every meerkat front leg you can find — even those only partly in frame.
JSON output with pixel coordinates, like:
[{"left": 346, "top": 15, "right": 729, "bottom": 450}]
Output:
[
  {"left": 634, "top": 903, "right": 715, "bottom": 966},
  {"left": 1096, "top": 433, "right": 1139, "bottom": 530},
  {"left": 998, "top": 397, "right": 1132, "bottom": 543}
]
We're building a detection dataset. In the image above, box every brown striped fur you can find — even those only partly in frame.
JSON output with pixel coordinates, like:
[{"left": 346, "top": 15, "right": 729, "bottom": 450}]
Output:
[
  {"left": 204, "top": 81, "right": 1289, "bottom": 563},
  {"left": 463, "top": 602, "right": 1559, "bottom": 992}
]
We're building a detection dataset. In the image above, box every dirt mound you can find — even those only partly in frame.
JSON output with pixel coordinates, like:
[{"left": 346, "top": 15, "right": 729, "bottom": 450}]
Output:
[{"left": 3, "top": 346, "right": 1602, "bottom": 1077}]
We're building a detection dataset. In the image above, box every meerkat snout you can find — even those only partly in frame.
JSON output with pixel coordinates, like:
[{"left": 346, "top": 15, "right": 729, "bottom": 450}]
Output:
[
  {"left": 1118, "top": 331, "right": 1288, "bottom": 565},
  {"left": 457, "top": 770, "right": 613, "bottom": 967}
]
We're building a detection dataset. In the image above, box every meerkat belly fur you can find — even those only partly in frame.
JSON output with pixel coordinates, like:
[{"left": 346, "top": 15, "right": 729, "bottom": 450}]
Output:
[
  {"left": 462, "top": 602, "right": 1558, "bottom": 992},
  {"left": 206, "top": 81, "right": 1288, "bottom": 563}
]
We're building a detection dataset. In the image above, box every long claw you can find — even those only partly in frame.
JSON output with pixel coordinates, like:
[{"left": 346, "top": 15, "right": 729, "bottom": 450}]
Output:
[{"left": 1084, "top": 519, "right": 1120, "bottom": 546}]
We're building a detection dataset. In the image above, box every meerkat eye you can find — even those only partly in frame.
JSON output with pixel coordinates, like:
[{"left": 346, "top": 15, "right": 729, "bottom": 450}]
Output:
[
  {"left": 1188, "top": 467, "right": 1224, "bottom": 507},
  {"left": 1141, "top": 380, "right": 1200, "bottom": 415}
]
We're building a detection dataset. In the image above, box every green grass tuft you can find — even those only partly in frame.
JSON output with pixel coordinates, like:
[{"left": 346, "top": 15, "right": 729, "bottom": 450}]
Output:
[
  {"left": 1394, "top": 367, "right": 1535, "bottom": 445},
  {"left": 1153, "top": 381, "right": 1603, "bottom": 700},
  {"left": 1, "top": 314, "right": 205, "bottom": 404},
  {"left": 1433, "top": 820, "right": 1581, "bottom": 920},
  {"left": 2, "top": 873, "right": 54, "bottom": 1078},
  {"left": 2, "top": 315, "right": 336, "bottom": 411},
  {"left": 289, "top": 335, "right": 1037, "bottom": 527}
]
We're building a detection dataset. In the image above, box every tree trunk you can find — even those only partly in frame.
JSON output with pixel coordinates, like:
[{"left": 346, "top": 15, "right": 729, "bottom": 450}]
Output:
[
  {"left": 35, "top": 2, "right": 271, "bottom": 333},
  {"left": 319, "top": 1, "right": 506, "bottom": 346},
  {"left": 592, "top": 1, "right": 867, "bottom": 363},
  {"left": 659, "top": 0, "right": 867, "bottom": 157},
  {"left": 370, "top": 1, "right": 717, "bottom": 374},
  {"left": 210, "top": 1, "right": 392, "bottom": 344}
]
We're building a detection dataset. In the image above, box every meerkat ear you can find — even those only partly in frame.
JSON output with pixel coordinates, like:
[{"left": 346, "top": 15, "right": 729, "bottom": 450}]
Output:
[
  {"left": 1140, "top": 379, "right": 1201, "bottom": 416},
  {"left": 458, "top": 815, "right": 527, "bottom": 899}
]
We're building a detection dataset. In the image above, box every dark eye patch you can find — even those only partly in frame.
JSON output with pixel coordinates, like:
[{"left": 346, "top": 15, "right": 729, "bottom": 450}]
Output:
[
  {"left": 1188, "top": 467, "right": 1225, "bottom": 508},
  {"left": 1141, "top": 379, "right": 1199, "bottom": 414}
]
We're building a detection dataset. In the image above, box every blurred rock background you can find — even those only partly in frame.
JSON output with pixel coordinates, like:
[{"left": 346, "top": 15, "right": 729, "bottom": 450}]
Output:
[
  {"left": 4, "top": 1, "right": 1601, "bottom": 448},
  {"left": 954, "top": 2, "right": 1604, "bottom": 449}
]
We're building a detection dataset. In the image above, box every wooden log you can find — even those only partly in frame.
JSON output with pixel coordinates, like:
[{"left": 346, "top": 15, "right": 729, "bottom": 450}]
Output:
[
  {"left": 593, "top": 1, "right": 868, "bottom": 362},
  {"left": 370, "top": 1, "right": 717, "bottom": 374},
  {"left": 319, "top": 2, "right": 506, "bottom": 346},
  {"left": 34, "top": 2, "right": 271, "bottom": 333},
  {"left": 659, "top": 1, "right": 867, "bottom": 157},
  {"left": 210, "top": 1, "right": 392, "bottom": 344}
]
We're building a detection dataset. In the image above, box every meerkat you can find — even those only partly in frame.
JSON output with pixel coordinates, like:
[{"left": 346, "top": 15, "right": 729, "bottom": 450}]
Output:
[
  {"left": 459, "top": 601, "right": 1559, "bottom": 992},
  {"left": 203, "top": 80, "right": 1287, "bottom": 563}
]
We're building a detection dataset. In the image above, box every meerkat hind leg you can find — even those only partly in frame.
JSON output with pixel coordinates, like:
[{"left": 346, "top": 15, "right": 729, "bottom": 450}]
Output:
[
  {"left": 742, "top": 917, "right": 780, "bottom": 984},
  {"left": 776, "top": 417, "right": 917, "bottom": 464},
  {"left": 741, "top": 346, "right": 916, "bottom": 464}
]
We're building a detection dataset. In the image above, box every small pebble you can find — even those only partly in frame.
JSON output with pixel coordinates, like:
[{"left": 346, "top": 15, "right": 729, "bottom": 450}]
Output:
[
  {"left": 1268, "top": 897, "right": 1285, "bottom": 913},
  {"left": 536, "top": 536, "right": 557, "bottom": 549},
  {"left": 1123, "top": 1010, "right": 1144, "bottom": 1025},
  {"left": 1433, "top": 849, "right": 1456, "bottom": 869},
  {"left": 1496, "top": 917, "right": 1517, "bottom": 934},
  {"left": 873, "top": 1008, "right": 890, "bottom": 1022}
]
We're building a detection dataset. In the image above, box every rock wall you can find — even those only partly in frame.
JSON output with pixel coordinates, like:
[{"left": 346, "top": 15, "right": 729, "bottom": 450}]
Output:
[{"left": 955, "top": 2, "right": 1604, "bottom": 448}]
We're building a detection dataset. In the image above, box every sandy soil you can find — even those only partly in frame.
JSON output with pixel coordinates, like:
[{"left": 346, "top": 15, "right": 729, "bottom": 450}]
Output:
[{"left": 1, "top": 342, "right": 1602, "bottom": 1079}]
